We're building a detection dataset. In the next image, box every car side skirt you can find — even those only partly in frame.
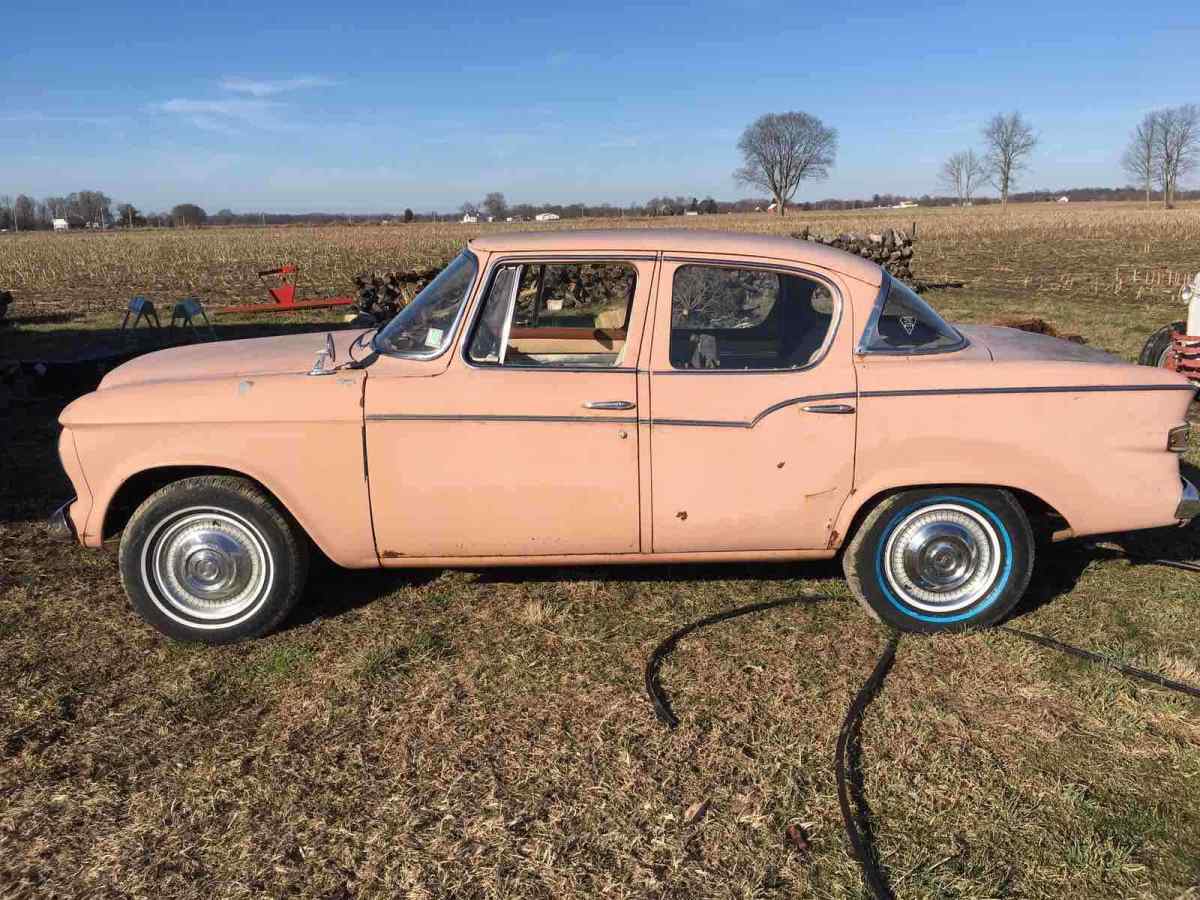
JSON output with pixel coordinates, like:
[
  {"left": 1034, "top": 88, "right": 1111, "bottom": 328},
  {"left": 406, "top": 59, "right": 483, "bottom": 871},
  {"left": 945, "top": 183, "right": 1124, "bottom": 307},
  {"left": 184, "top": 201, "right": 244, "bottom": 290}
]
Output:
[{"left": 375, "top": 548, "right": 837, "bottom": 568}]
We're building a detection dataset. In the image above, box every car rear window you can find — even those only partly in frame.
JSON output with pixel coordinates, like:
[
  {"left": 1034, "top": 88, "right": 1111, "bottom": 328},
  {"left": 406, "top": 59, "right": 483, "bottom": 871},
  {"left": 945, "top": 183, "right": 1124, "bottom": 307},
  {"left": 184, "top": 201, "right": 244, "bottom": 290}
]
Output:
[
  {"left": 859, "top": 277, "right": 965, "bottom": 354},
  {"left": 669, "top": 265, "right": 837, "bottom": 370}
]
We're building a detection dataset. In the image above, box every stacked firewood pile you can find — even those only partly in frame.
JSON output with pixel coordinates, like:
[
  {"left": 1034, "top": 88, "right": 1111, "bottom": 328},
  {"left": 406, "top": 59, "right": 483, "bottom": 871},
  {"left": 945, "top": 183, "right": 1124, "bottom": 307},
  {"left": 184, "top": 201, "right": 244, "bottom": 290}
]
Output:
[
  {"left": 350, "top": 268, "right": 442, "bottom": 323},
  {"left": 791, "top": 227, "right": 916, "bottom": 283}
]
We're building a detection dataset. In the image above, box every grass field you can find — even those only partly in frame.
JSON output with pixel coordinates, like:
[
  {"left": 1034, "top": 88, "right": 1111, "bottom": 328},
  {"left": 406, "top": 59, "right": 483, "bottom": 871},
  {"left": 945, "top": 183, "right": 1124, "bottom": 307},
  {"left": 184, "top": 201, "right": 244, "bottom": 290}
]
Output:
[{"left": 2, "top": 203, "right": 1200, "bottom": 898}]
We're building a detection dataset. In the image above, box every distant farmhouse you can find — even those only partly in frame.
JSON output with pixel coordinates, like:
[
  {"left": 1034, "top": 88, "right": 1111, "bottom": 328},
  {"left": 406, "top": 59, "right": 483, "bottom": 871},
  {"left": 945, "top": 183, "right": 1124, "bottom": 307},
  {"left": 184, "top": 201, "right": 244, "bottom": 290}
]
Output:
[
  {"left": 52, "top": 218, "right": 69, "bottom": 232},
  {"left": 1057, "top": 196, "right": 1070, "bottom": 203},
  {"left": 461, "top": 213, "right": 479, "bottom": 224},
  {"left": 534, "top": 212, "right": 560, "bottom": 222}
]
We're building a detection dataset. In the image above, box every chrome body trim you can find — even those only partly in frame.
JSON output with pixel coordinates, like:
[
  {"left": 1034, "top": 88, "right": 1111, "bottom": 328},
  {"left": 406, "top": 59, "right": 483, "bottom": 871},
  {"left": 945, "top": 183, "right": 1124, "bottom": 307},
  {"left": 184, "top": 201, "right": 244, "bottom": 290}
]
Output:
[
  {"left": 368, "top": 383, "right": 1193, "bottom": 430},
  {"left": 862, "top": 384, "right": 1197, "bottom": 398},
  {"left": 367, "top": 413, "right": 638, "bottom": 425},
  {"left": 1178, "top": 477, "right": 1200, "bottom": 521}
]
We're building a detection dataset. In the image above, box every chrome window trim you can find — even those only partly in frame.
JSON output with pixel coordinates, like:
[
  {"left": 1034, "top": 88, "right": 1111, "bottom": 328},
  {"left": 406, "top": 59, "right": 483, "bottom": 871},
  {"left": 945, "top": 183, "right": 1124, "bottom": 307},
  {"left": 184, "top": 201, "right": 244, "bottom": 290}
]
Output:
[
  {"left": 460, "top": 255, "right": 646, "bottom": 373},
  {"left": 372, "top": 249, "right": 480, "bottom": 361},
  {"left": 856, "top": 272, "right": 969, "bottom": 356},
  {"left": 658, "top": 259, "right": 844, "bottom": 375}
]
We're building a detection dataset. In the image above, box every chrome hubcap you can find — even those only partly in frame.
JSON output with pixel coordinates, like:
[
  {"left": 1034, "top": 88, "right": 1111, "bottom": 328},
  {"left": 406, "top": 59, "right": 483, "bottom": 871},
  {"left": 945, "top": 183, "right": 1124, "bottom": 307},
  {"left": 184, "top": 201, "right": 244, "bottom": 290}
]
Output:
[
  {"left": 884, "top": 503, "right": 1001, "bottom": 613},
  {"left": 142, "top": 508, "right": 272, "bottom": 624}
]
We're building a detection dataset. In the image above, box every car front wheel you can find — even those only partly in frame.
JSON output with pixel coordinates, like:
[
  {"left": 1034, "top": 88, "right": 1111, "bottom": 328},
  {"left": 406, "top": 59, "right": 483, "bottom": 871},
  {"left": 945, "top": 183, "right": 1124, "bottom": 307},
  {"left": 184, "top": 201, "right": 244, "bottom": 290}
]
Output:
[
  {"left": 119, "top": 475, "right": 309, "bottom": 643},
  {"left": 842, "top": 487, "right": 1034, "bottom": 633}
]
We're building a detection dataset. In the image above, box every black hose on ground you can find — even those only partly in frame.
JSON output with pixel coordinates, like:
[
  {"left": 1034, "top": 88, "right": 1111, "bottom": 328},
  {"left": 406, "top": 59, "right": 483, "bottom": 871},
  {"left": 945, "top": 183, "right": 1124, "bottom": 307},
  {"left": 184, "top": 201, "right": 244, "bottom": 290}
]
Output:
[
  {"left": 835, "top": 632, "right": 900, "bottom": 900},
  {"left": 644, "top": 595, "right": 830, "bottom": 729},
  {"left": 643, "top": 555, "right": 1200, "bottom": 900}
]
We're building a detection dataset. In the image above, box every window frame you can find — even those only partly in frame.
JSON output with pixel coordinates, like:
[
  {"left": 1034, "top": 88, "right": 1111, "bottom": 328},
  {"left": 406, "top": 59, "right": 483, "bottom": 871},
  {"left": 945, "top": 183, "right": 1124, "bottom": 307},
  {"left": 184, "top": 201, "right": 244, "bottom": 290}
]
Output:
[
  {"left": 855, "top": 272, "right": 969, "bottom": 356},
  {"left": 659, "top": 258, "right": 844, "bottom": 375},
  {"left": 461, "top": 255, "right": 649, "bottom": 373}
]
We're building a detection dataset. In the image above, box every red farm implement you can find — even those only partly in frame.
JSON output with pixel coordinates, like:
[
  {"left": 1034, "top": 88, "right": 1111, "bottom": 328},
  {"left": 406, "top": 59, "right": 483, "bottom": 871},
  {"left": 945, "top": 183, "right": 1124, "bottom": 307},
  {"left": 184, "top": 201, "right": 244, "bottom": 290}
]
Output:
[{"left": 217, "top": 264, "right": 355, "bottom": 315}]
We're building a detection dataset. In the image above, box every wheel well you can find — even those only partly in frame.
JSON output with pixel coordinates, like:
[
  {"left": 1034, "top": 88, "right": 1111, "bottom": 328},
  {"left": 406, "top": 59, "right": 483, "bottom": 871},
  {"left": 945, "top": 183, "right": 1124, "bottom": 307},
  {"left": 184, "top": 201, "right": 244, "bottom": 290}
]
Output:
[
  {"left": 102, "top": 466, "right": 280, "bottom": 542},
  {"left": 838, "top": 484, "right": 1069, "bottom": 552}
]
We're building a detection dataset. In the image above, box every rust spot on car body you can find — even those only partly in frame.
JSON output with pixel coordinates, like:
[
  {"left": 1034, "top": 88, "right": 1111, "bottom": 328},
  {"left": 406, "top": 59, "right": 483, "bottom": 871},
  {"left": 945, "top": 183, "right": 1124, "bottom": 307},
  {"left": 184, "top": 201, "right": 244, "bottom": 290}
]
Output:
[
  {"left": 381, "top": 550, "right": 406, "bottom": 559},
  {"left": 676, "top": 511, "right": 688, "bottom": 521}
]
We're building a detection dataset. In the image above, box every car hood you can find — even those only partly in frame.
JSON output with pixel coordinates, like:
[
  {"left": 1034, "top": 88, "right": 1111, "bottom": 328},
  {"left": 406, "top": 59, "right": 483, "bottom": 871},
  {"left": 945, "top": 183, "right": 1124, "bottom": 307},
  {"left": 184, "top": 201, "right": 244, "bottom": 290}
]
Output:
[
  {"left": 99, "top": 330, "right": 366, "bottom": 389},
  {"left": 955, "top": 325, "right": 1126, "bottom": 365}
]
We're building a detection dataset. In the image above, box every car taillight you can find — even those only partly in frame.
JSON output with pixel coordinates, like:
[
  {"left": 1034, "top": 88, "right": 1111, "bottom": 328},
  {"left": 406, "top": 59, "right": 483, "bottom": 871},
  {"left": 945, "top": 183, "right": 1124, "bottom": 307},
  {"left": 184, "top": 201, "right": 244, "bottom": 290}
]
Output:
[{"left": 1168, "top": 424, "right": 1191, "bottom": 452}]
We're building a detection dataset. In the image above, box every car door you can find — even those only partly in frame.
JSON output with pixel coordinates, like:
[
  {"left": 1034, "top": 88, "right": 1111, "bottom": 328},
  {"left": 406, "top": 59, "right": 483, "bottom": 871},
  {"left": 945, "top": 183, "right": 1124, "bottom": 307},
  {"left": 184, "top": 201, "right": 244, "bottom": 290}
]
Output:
[
  {"left": 365, "top": 254, "right": 655, "bottom": 560},
  {"left": 647, "top": 255, "right": 858, "bottom": 552}
]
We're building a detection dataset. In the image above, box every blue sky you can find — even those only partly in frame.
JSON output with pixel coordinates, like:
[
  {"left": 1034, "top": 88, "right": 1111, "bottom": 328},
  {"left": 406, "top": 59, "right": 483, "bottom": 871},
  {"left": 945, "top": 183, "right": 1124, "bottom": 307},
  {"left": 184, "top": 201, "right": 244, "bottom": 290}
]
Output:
[{"left": 3, "top": 0, "right": 1197, "bottom": 213}]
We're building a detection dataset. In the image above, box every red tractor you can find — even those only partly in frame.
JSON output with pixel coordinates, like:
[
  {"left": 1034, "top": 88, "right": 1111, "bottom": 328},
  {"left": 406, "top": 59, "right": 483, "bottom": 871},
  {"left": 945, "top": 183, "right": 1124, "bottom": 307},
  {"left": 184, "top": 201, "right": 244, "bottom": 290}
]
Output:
[{"left": 1140, "top": 273, "right": 1200, "bottom": 386}]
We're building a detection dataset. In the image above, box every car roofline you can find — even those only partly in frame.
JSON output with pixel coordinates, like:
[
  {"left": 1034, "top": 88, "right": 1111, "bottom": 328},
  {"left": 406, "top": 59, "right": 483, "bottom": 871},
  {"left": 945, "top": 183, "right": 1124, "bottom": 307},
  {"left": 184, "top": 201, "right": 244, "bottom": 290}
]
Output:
[{"left": 466, "top": 228, "right": 883, "bottom": 285}]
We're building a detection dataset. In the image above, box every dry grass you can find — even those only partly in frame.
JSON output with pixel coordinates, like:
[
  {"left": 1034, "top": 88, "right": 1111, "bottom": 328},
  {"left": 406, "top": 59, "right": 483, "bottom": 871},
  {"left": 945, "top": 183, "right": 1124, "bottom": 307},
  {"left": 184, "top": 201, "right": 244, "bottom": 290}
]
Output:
[{"left": 2, "top": 202, "right": 1200, "bottom": 898}]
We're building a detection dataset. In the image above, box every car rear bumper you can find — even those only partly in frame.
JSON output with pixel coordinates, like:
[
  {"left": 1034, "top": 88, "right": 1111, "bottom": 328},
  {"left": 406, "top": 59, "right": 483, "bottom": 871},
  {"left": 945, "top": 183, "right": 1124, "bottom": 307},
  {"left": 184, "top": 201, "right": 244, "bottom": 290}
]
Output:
[
  {"left": 1178, "top": 478, "right": 1200, "bottom": 522},
  {"left": 49, "top": 498, "right": 78, "bottom": 542}
]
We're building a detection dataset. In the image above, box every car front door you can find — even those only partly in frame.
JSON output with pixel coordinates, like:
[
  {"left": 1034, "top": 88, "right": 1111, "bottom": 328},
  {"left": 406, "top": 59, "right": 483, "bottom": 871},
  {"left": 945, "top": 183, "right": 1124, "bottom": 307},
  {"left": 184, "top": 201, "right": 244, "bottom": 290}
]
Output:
[
  {"left": 365, "top": 254, "right": 655, "bottom": 560},
  {"left": 647, "top": 255, "right": 858, "bottom": 552}
]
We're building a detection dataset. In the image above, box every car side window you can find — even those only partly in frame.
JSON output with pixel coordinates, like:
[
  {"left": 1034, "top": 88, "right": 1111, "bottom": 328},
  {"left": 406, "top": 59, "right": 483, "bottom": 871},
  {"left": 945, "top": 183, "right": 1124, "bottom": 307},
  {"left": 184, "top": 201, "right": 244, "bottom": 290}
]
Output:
[
  {"left": 669, "top": 265, "right": 836, "bottom": 370},
  {"left": 467, "top": 261, "right": 637, "bottom": 368},
  {"left": 858, "top": 276, "right": 965, "bottom": 354}
]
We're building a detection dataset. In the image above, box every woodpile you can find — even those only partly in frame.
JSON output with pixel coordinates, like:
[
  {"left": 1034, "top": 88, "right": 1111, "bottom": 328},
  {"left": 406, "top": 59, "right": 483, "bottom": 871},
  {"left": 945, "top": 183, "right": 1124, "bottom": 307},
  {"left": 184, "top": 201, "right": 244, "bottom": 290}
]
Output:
[
  {"left": 351, "top": 268, "right": 442, "bottom": 323},
  {"left": 791, "top": 227, "right": 916, "bottom": 283}
]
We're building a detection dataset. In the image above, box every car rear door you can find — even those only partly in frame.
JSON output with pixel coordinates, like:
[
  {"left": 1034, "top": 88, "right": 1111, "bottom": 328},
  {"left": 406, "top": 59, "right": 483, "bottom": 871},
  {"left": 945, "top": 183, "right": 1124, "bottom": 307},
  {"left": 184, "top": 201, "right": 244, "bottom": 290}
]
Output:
[{"left": 647, "top": 255, "right": 858, "bottom": 552}]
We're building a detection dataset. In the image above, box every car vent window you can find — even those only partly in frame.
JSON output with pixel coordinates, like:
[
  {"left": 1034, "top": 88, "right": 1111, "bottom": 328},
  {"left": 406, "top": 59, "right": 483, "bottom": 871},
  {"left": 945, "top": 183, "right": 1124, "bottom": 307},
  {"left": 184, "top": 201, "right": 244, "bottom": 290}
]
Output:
[
  {"left": 860, "top": 277, "right": 965, "bottom": 354},
  {"left": 669, "top": 265, "right": 837, "bottom": 370},
  {"left": 467, "top": 261, "right": 637, "bottom": 368}
]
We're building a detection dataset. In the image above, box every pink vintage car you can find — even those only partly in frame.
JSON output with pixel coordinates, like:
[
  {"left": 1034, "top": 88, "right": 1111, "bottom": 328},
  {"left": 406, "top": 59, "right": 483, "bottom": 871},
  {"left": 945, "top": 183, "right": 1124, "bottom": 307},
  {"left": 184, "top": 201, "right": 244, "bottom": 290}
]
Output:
[{"left": 52, "top": 230, "right": 1198, "bottom": 642}]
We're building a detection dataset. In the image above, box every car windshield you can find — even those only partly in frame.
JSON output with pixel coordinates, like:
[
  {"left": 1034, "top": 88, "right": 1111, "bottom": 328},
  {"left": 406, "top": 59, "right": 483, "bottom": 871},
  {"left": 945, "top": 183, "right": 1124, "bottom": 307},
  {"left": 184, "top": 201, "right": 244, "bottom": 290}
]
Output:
[{"left": 374, "top": 250, "right": 478, "bottom": 356}]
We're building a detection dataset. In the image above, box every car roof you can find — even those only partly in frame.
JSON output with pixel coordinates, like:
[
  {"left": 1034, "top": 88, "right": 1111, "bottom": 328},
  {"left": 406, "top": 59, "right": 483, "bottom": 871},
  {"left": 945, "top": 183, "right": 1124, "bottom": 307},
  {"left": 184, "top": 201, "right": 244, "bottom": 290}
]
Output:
[{"left": 467, "top": 228, "right": 883, "bottom": 285}]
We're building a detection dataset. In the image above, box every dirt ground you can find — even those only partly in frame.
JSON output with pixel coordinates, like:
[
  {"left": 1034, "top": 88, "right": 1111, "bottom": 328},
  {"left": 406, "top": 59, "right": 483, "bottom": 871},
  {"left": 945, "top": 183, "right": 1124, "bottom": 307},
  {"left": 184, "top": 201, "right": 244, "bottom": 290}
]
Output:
[{"left": 2, "top": 208, "right": 1200, "bottom": 898}]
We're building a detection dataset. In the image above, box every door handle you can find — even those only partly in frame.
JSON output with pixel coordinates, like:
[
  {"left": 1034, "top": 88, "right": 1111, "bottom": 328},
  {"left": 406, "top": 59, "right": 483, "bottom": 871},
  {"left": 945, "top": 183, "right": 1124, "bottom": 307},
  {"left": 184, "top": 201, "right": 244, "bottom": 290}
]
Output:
[
  {"left": 802, "top": 403, "right": 855, "bottom": 414},
  {"left": 583, "top": 400, "right": 636, "bottom": 410}
]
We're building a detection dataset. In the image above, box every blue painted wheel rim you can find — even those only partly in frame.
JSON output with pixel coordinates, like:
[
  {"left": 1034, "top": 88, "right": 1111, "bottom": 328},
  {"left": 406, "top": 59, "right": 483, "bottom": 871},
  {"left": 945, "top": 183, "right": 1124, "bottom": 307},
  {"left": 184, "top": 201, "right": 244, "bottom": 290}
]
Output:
[{"left": 875, "top": 496, "right": 1013, "bottom": 624}]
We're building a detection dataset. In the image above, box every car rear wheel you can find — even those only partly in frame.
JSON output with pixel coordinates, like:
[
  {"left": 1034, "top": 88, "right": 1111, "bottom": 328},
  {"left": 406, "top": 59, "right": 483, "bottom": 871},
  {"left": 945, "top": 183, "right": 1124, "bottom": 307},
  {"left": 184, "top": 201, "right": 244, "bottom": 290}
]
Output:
[
  {"left": 842, "top": 488, "right": 1034, "bottom": 633},
  {"left": 119, "top": 475, "right": 308, "bottom": 643}
]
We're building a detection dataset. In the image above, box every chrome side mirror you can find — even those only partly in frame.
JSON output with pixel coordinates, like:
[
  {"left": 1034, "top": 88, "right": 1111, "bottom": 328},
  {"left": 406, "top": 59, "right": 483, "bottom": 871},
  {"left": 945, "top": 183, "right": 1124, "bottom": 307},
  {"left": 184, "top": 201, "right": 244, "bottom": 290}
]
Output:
[{"left": 308, "top": 333, "right": 337, "bottom": 376}]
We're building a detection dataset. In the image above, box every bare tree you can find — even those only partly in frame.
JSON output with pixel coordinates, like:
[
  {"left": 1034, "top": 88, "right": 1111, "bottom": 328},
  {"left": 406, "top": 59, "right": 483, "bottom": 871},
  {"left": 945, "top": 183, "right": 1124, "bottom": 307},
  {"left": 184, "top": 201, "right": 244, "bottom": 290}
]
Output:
[
  {"left": 1153, "top": 104, "right": 1200, "bottom": 209},
  {"left": 1122, "top": 112, "right": 1160, "bottom": 207},
  {"left": 982, "top": 112, "right": 1037, "bottom": 208},
  {"left": 938, "top": 149, "right": 986, "bottom": 206},
  {"left": 0, "top": 195, "right": 12, "bottom": 231},
  {"left": 481, "top": 192, "right": 507, "bottom": 220},
  {"left": 734, "top": 111, "right": 837, "bottom": 216},
  {"left": 14, "top": 195, "right": 33, "bottom": 231}
]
